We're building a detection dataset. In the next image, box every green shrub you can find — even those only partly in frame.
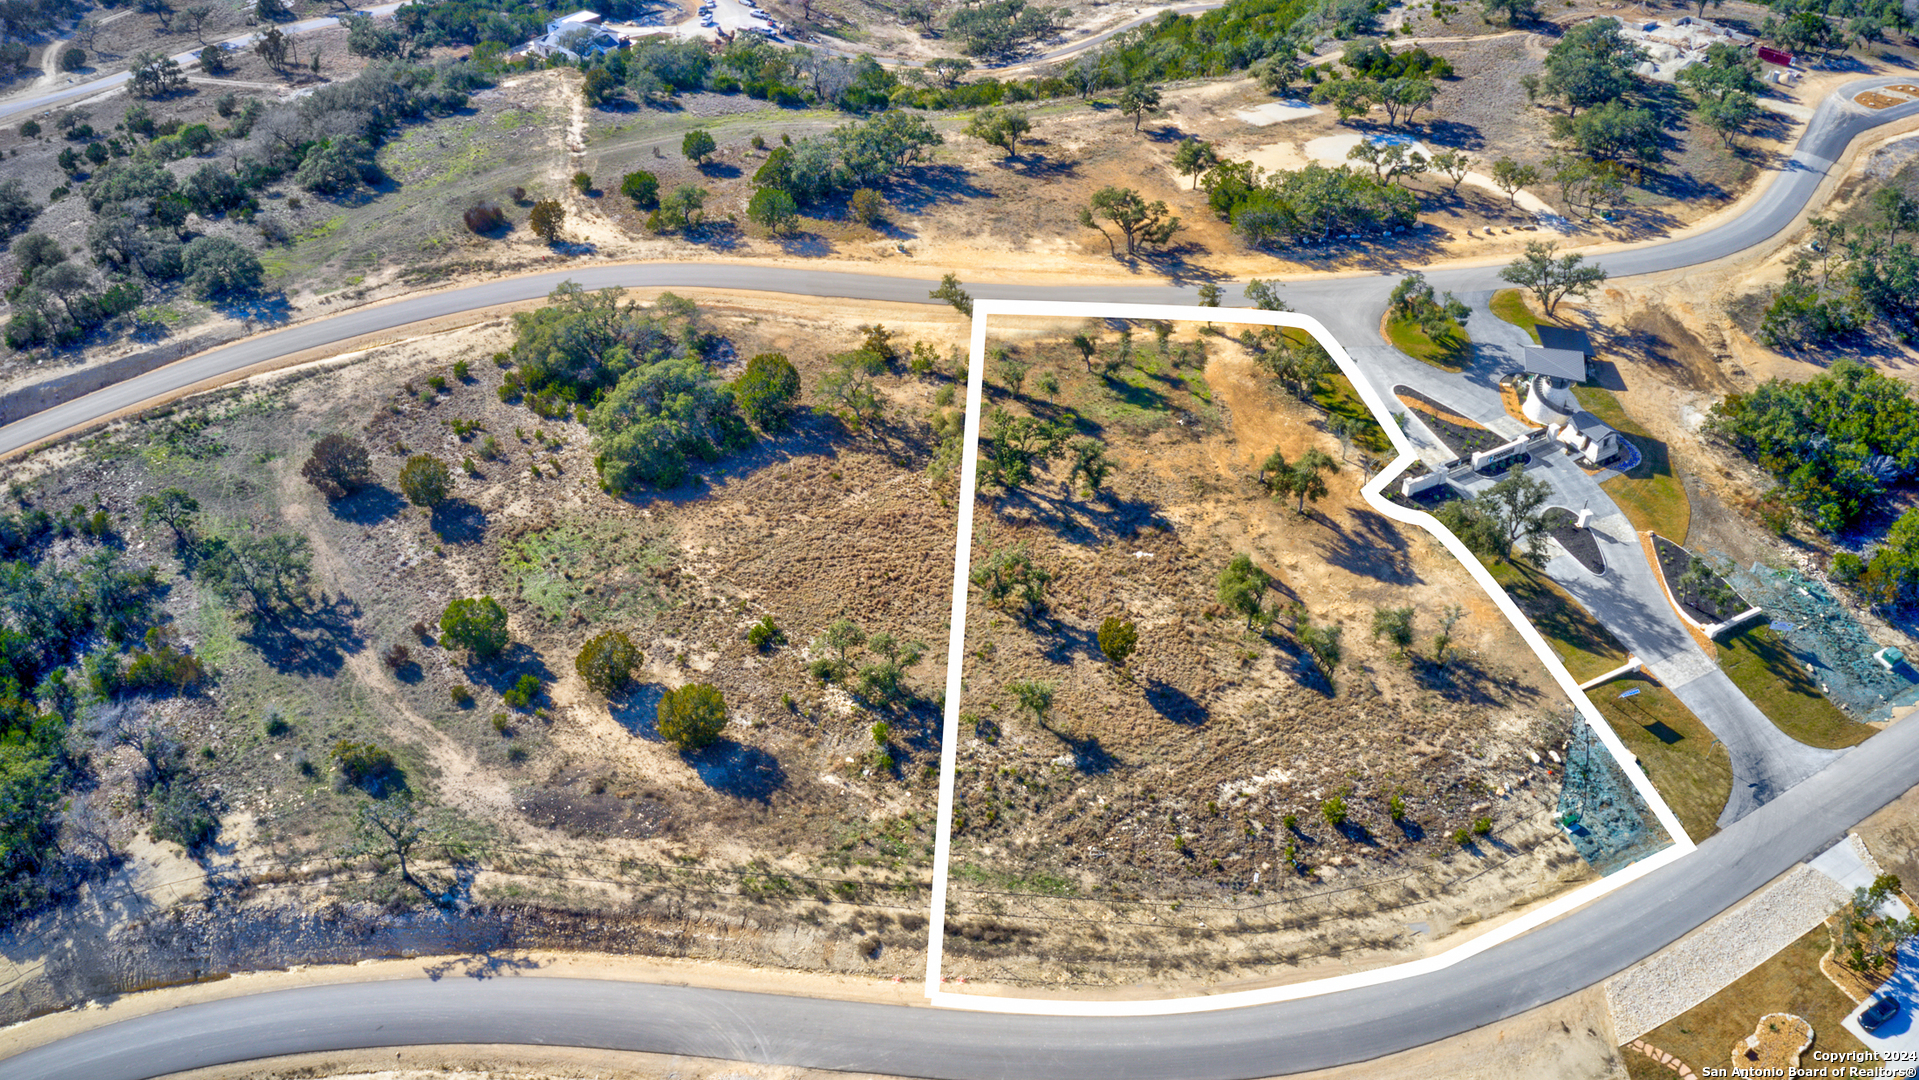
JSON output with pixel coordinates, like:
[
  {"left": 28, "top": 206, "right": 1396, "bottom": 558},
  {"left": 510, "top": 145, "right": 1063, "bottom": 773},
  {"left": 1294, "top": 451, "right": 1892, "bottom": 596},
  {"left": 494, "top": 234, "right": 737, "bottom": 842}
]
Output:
[
  {"left": 1832, "top": 550, "right": 1866, "bottom": 583},
  {"left": 148, "top": 781, "right": 217, "bottom": 851},
  {"left": 1097, "top": 616, "right": 1137, "bottom": 666},
  {"left": 398, "top": 454, "right": 452, "bottom": 508},
  {"left": 332, "top": 740, "right": 399, "bottom": 791},
  {"left": 746, "top": 615, "right": 785, "bottom": 651},
  {"left": 734, "top": 353, "right": 802, "bottom": 430},
  {"left": 576, "top": 630, "right": 640, "bottom": 695},
  {"left": 503, "top": 673, "right": 541, "bottom": 709},
  {"left": 450, "top": 684, "right": 474, "bottom": 707},
  {"left": 1321, "top": 796, "right": 1347, "bottom": 825},
  {"left": 619, "top": 170, "right": 660, "bottom": 208},
  {"left": 439, "top": 596, "right": 509, "bottom": 659},
  {"left": 658, "top": 683, "right": 726, "bottom": 751}
]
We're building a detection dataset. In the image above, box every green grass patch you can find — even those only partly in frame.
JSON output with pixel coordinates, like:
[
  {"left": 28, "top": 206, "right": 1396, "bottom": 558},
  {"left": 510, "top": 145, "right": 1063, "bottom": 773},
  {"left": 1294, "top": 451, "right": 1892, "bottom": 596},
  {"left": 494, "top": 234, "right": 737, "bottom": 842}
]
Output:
[
  {"left": 1717, "top": 626, "right": 1876, "bottom": 750},
  {"left": 1629, "top": 923, "right": 1875, "bottom": 1079},
  {"left": 949, "top": 862, "right": 1078, "bottom": 896},
  {"left": 1587, "top": 673, "right": 1729, "bottom": 843},
  {"left": 1574, "top": 385, "right": 1691, "bottom": 543},
  {"left": 1385, "top": 313, "right": 1470, "bottom": 372},
  {"left": 1314, "top": 372, "right": 1391, "bottom": 456},
  {"left": 1487, "top": 558, "right": 1631, "bottom": 682},
  {"left": 496, "top": 107, "right": 546, "bottom": 131},
  {"left": 501, "top": 521, "right": 675, "bottom": 624},
  {"left": 1489, "top": 289, "right": 1541, "bottom": 344}
]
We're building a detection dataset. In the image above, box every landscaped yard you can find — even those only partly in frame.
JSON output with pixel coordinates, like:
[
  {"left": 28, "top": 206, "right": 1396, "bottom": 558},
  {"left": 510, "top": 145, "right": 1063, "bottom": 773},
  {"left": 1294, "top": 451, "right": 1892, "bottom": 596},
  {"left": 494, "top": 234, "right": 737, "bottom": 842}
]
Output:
[
  {"left": 1651, "top": 537, "right": 1750, "bottom": 626},
  {"left": 1543, "top": 507, "right": 1603, "bottom": 575},
  {"left": 1587, "top": 672, "right": 1730, "bottom": 843},
  {"left": 1397, "top": 386, "right": 1507, "bottom": 459},
  {"left": 1576, "top": 385, "right": 1691, "bottom": 543},
  {"left": 1718, "top": 627, "right": 1878, "bottom": 750},
  {"left": 1489, "top": 289, "right": 1543, "bottom": 345},
  {"left": 1489, "top": 559, "right": 1631, "bottom": 683},
  {"left": 1626, "top": 924, "right": 1874, "bottom": 1080},
  {"left": 1386, "top": 312, "right": 1471, "bottom": 372}
]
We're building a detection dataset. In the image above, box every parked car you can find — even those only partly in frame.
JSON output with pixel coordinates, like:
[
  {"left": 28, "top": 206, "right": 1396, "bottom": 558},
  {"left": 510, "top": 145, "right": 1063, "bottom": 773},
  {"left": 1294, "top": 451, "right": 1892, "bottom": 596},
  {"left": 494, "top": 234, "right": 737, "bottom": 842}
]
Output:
[{"left": 1862, "top": 996, "right": 1901, "bottom": 1032}]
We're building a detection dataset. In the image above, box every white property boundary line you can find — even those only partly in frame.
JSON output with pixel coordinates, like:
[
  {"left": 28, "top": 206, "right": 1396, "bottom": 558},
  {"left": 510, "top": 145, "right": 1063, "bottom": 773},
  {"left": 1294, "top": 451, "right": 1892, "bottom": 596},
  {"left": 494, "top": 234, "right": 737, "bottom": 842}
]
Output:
[{"left": 921, "top": 299, "right": 1695, "bottom": 1017}]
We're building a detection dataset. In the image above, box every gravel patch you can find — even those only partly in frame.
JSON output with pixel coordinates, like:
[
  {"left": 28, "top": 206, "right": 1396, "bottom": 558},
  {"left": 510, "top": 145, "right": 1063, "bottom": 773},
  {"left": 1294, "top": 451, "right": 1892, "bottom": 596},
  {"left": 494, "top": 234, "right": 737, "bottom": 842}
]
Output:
[{"left": 1606, "top": 861, "right": 1852, "bottom": 1042}]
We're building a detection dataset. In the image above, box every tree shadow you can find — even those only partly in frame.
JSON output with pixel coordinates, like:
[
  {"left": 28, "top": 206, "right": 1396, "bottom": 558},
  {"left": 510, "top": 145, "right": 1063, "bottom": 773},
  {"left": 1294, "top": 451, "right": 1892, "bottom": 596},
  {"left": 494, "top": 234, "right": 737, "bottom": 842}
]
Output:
[
  {"left": 467, "top": 644, "right": 554, "bottom": 698},
  {"left": 774, "top": 230, "right": 837, "bottom": 257},
  {"left": 1271, "top": 635, "right": 1337, "bottom": 697},
  {"left": 329, "top": 484, "right": 406, "bottom": 524},
  {"left": 1007, "top": 154, "right": 1080, "bottom": 179},
  {"left": 429, "top": 498, "right": 488, "bottom": 545},
  {"left": 1064, "top": 732, "right": 1116, "bottom": 774},
  {"left": 1321, "top": 507, "right": 1416, "bottom": 586},
  {"left": 1333, "top": 820, "right": 1378, "bottom": 846},
  {"left": 686, "top": 739, "right": 785, "bottom": 802},
  {"left": 991, "top": 482, "right": 1167, "bottom": 546},
  {"left": 217, "top": 292, "right": 295, "bottom": 328},
  {"left": 1037, "top": 619, "right": 1100, "bottom": 665},
  {"left": 611, "top": 684, "right": 665, "bottom": 740},
  {"left": 1394, "top": 817, "right": 1425, "bottom": 841},
  {"left": 1419, "top": 118, "right": 1486, "bottom": 152},
  {"left": 239, "top": 594, "right": 364, "bottom": 677},
  {"left": 698, "top": 161, "right": 743, "bottom": 180},
  {"left": 1143, "top": 679, "right": 1208, "bottom": 725},
  {"left": 686, "top": 220, "right": 744, "bottom": 251},
  {"left": 423, "top": 950, "right": 543, "bottom": 981},
  {"left": 1413, "top": 653, "right": 1536, "bottom": 708},
  {"left": 882, "top": 163, "right": 995, "bottom": 214}
]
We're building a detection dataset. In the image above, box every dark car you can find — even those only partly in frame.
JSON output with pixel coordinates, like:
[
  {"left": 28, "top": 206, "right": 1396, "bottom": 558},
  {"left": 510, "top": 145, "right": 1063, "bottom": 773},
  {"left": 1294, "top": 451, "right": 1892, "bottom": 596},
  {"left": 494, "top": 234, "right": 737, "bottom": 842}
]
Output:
[{"left": 1862, "top": 995, "right": 1901, "bottom": 1032}]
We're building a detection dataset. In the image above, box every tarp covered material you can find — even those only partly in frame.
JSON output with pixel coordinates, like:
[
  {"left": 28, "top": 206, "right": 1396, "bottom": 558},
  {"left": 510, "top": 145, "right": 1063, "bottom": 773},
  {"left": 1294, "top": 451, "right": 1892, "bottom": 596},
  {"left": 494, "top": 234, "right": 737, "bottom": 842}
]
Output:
[
  {"left": 1557, "top": 720, "right": 1672, "bottom": 875},
  {"left": 1728, "top": 562, "right": 1919, "bottom": 721}
]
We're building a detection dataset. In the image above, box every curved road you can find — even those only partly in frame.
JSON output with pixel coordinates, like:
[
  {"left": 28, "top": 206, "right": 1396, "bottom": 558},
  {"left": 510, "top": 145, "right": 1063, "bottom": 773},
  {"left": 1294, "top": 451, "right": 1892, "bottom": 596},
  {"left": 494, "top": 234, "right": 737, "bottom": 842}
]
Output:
[
  {"left": 0, "top": 5, "right": 408, "bottom": 125},
  {"left": 4, "top": 75, "right": 1919, "bottom": 1080},
  {"left": 5, "top": 77, "right": 1915, "bottom": 458},
  {"left": 10, "top": 709, "right": 1919, "bottom": 1080}
]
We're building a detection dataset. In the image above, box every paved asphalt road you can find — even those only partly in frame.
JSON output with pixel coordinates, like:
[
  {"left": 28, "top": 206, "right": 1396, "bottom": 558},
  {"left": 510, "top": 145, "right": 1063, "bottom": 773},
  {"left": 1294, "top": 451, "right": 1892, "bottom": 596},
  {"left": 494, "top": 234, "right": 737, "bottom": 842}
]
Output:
[
  {"left": 6, "top": 78, "right": 1916, "bottom": 457},
  {"left": 11, "top": 704, "right": 1919, "bottom": 1080},
  {"left": 0, "top": 5, "right": 408, "bottom": 124},
  {"left": 5, "top": 74, "right": 1919, "bottom": 1080}
]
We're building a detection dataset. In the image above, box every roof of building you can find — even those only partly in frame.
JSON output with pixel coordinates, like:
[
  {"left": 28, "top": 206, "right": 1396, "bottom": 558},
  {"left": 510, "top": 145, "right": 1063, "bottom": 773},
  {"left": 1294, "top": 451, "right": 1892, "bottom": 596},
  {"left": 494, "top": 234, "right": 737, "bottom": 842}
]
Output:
[
  {"left": 1536, "top": 325, "right": 1594, "bottom": 356},
  {"left": 555, "top": 10, "right": 603, "bottom": 23},
  {"left": 1569, "top": 410, "right": 1612, "bottom": 440},
  {"left": 1521, "top": 346, "right": 1588, "bottom": 382}
]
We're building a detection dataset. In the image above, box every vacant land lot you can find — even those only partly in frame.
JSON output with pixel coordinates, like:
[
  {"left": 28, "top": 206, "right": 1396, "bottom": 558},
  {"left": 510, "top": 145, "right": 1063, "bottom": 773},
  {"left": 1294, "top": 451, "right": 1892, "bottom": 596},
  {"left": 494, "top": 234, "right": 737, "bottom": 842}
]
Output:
[
  {"left": 938, "top": 315, "right": 1643, "bottom": 993},
  {"left": 0, "top": 289, "right": 969, "bottom": 1012}
]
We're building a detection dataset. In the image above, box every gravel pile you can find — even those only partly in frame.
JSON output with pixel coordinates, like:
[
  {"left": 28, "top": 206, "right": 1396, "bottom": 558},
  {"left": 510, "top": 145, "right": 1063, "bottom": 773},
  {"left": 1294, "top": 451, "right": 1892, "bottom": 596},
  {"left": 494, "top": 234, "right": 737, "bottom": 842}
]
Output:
[{"left": 1606, "top": 863, "right": 1850, "bottom": 1042}]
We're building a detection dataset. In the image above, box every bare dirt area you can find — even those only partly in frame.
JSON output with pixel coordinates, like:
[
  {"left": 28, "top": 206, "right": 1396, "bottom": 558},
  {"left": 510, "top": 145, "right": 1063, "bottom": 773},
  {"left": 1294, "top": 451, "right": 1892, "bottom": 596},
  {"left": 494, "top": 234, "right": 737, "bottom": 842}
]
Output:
[
  {"left": 936, "top": 314, "right": 1660, "bottom": 994},
  {"left": 0, "top": 291, "right": 969, "bottom": 1023}
]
